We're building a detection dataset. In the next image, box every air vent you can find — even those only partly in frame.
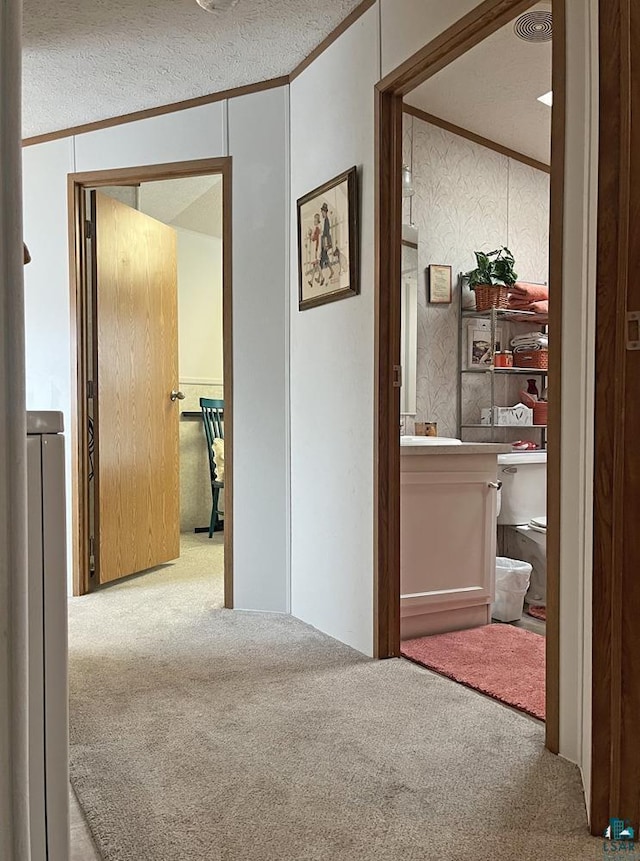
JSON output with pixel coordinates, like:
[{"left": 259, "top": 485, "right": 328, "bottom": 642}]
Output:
[{"left": 513, "top": 10, "right": 553, "bottom": 43}]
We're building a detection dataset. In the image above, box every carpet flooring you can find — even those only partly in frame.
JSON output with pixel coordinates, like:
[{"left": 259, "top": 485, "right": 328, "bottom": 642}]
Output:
[
  {"left": 401, "top": 624, "right": 546, "bottom": 721},
  {"left": 68, "top": 535, "right": 596, "bottom": 860}
]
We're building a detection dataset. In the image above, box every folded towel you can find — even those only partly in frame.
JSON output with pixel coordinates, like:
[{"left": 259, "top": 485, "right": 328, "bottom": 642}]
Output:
[
  {"left": 509, "top": 282, "right": 549, "bottom": 302},
  {"left": 529, "top": 300, "right": 548, "bottom": 315},
  {"left": 511, "top": 332, "right": 548, "bottom": 346},
  {"left": 511, "top": 337, "right": 548, "bottom": 350},
  {"left": 513, "top": 343, "right": 544, "bottom": 353}
]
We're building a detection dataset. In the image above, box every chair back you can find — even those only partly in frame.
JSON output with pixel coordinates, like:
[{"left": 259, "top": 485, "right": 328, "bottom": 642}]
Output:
[{"left": 200, "top": 398, "right": 224, "bottom": 483}]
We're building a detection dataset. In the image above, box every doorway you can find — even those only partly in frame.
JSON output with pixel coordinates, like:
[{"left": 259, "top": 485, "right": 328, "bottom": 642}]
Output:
[
  {"left": 374, "top": 0, "right": 563, "bottom": 748},
  {"left": 68, "top": 158, "right": 233, "bottom": 606}
]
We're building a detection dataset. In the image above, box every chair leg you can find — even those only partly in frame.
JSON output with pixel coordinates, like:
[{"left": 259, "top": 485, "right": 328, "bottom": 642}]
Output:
[{"left": 209, "top": 487, "right": 219, "bottom": 538}]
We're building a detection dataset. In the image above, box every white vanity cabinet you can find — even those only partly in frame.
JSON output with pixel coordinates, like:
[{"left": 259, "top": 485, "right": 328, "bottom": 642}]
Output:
[{"left": 400, "top": 443, "right": 511, "bottom": 639}]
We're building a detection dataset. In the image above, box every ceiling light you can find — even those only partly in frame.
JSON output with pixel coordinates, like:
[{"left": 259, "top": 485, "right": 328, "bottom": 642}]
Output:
[
  {"left": 537, "top": 91, "right": 553, "bottom": 106},
  {"left": 402, "top": 164, "right": 415, "bottom": 198},
  {"left": 196, "top": 0, "right": 239, "bottom": 11}
]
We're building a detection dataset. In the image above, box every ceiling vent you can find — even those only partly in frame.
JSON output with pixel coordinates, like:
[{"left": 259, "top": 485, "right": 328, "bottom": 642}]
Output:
[{"left": 513, "top": 10, "right": 553, "bottom": 43}]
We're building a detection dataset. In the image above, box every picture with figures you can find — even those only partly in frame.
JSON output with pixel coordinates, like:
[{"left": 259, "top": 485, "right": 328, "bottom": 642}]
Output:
[{"left": 297, "top": 166, "right": 360, "bottom": 310}]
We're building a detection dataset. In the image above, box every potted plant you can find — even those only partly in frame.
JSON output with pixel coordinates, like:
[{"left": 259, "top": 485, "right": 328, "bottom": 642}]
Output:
[{"left": 464, "top": 247, "right": 518, "bottom": 311}]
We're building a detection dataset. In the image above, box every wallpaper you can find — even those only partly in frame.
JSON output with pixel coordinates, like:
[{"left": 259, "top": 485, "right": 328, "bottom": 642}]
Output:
[{"left": 403, "top": 115, "right": 550, "bottom": 439}]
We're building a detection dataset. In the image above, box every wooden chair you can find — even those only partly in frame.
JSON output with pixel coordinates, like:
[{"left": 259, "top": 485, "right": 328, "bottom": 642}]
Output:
[{"left": 199, "top": 398, "right": 224, "bottom": 537}]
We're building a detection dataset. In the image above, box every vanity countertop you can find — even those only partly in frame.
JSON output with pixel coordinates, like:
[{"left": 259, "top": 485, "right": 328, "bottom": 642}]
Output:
[{"left": 400, "top": 441, "right": 513, "bottom": 456}]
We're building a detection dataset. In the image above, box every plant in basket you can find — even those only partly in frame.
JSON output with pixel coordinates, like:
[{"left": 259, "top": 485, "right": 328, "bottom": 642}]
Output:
[{"left": 464, "top": 247, "right": 518, "bottom": 311}]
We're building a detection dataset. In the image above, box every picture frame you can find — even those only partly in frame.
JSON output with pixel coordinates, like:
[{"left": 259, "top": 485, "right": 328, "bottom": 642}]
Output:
[
  {"left": 467, "top": 319, "right": 504, "bottom": 367},
  {"left": 427, "top": 264, "right": 452, "bottom": 304},
  {"left": 297, "top": 166, "right": 360, "bottom": 311}
]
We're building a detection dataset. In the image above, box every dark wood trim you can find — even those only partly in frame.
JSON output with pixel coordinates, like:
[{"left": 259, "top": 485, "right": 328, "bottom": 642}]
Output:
[
  {"left": 68, "top": 179, "right": 89, "bottom": 597},
  {"left": 374, "top": 88, "right": 403, "bottom": 659},
  {"left": 221, "top": 162, "right": 234, "bottom": 609},
  {"left": 377, "top": 0, "right": 539, "bottom": 96},
  {"left": 23, "top": 77, "right": 288, "bottom": 147},
  {"left": 544, "top": 0, "right": 566, "bottom": 757},
  {"left": 590, "top": 0, "right": 633, "bottom": 835},
  {"left": 402, "top": 104, "right": 551, "bottom": 174},
  {"left": 67, "top": 158, "right": 233, "bottom": 606},
  {"left": 289, "top": 0, "right": 376, "bottom": 81}
]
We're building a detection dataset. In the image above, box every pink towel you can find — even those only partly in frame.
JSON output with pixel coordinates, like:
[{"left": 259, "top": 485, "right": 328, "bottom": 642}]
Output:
[
  {"left": 529, "top": 300, "right": 548, "bottom": 315},
  {"left": 509, "top": 282, "right": 549, "bottom": 302}
]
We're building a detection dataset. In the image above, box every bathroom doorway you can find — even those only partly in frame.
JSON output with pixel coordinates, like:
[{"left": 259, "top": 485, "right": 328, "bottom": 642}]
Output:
[{"left": 374, "top": 0, "right": 563, "bottom": 744}]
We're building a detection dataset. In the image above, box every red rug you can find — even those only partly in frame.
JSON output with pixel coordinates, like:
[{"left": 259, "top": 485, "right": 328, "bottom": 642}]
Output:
[
  {"left": 401, "top": 624, "right": 545, "bottom": 721},
  {"left": 527, "top": 605, "right": 546, "bottom": 621}
]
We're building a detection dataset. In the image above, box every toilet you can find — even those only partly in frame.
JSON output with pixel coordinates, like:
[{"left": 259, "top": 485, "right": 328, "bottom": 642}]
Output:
[{"left": 496, "top": 451, "right": 547, "bottom": 605}]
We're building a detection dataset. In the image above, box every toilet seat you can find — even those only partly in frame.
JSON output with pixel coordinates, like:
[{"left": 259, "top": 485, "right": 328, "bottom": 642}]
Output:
[{"left": 515, "top": 524, "right": 546, "bottom": 548}]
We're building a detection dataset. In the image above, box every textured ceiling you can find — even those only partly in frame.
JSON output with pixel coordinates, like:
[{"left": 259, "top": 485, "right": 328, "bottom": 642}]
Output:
[
  {"left": 22, "top": 0, "right": 363, "bottom": 138},
  {"left": 99, "top": 176, "right": 223, "bottom": 236},
  {"left": 405, "top": 2, "right": 552, "bottom": 165},
  {"left": 141, "top": 176, "right": 223, "bottom": 237}
]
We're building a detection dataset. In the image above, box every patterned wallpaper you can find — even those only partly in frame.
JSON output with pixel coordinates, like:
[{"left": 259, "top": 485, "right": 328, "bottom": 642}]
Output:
[{"left": 403, "top": 114, "right": 550, "bottom": 439}]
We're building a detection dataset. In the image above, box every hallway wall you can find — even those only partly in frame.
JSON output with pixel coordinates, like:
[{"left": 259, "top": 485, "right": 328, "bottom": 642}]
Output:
[
  {"left": 289, "top": 0, "right": 517, "bottom": 659},
  {"left": 22, "top": 88, "right": 290, "bottom": 613}
]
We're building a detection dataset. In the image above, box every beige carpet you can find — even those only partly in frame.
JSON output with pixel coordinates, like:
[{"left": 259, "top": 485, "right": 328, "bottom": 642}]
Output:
[{"left": 69, "top": 534, "right": 596, "bottom": 860}]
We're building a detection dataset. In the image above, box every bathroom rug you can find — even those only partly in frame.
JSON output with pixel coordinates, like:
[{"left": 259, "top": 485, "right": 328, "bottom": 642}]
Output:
[
  {"left": 401, "top": 624, "right": 545, "bottom": 721},
  {"left": 526, "top": 605, "right": 546, "bottom": 621}
]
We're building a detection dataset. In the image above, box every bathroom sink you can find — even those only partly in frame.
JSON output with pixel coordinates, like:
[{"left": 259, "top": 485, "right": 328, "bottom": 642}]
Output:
[{"left": 400, "top": 436, "right": 462, "bottom": 446}]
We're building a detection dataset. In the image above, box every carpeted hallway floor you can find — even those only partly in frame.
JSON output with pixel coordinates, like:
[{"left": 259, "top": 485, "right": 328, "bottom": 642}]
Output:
[{"left": 69, "top": 534, "right": 597, "bottom": 860}]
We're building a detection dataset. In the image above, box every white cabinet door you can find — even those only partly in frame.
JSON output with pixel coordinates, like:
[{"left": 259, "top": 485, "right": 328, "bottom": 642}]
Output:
[{"left": 400, "top": 460, "right": 498, "bottom": 637}]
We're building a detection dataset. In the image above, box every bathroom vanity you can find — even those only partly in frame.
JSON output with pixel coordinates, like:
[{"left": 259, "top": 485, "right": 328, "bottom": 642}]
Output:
[{"left": 400, "top": 438, "right": 512, "bottom": 639}]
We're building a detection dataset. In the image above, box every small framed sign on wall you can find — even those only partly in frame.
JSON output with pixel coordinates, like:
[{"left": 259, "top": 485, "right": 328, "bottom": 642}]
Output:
[{"left": 427, "top": 264, "right": 452, "bottom": 304}]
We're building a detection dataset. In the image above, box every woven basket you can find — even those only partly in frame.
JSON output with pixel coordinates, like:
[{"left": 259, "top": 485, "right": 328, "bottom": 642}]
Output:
[
  {"left": 533, "top": 401, "right": 548, "bottom": 426},
  {"left": 514, "top": 348, "right": 549, "bottom": 369},
  {"left": 473, "top": 284, "right": 509, "bottom": 312}
]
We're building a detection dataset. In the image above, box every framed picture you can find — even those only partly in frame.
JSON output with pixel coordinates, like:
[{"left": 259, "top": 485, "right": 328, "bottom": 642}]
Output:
[
  {"left": 297, "top": 166, "right": 360, "bottom": 311},
  {"left": 427, "top": 264, "right": 452, "bottom": 303},
  {"left": 467, "top": 319, "right": 504, "bottom": 367}
]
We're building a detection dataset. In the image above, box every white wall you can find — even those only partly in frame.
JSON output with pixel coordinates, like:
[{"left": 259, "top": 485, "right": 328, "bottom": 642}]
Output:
[
  {"left": 289, "top": 8, "right": 378, "bottom": 655},
  {"left": 228, "top": 87, "right": 290, "bottom": 612},
  {"left": 560, "top": 0, "right": 598, "bottom": 808},
  {"left": 173, "top": 227, "right": 223, "bottom": 532},
  {"left": 22, "top": 137, "right": 75, "bottom": 582},
  {"left": 174, "top": 227, "right": 223, "bottom": 385},
  {"left": 22, "top": 91, "right": 290, "bottom": 613},
  {"left": 380, "top": 0, "right": 483, "bottom": 76}
]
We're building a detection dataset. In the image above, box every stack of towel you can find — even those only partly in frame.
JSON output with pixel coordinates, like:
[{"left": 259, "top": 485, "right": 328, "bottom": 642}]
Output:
[
  {"left": 511, "top": 332, "right": 548, "bottom": 353},
  {"left": 508, "top": 282, "right": 548, "bottom": 316}
]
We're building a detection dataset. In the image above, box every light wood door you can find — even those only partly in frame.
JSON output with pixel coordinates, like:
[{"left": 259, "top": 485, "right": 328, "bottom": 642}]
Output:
[{"left": 92, "top": 191, "right": 180, "bottom": 584}]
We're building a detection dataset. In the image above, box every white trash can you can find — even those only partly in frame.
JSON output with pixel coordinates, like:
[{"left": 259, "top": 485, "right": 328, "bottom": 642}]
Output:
[{"left": 491, "top": 557, "right": 533, "bottom": 623}]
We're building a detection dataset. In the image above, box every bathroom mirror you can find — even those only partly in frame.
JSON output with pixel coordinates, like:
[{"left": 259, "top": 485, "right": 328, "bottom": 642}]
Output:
[{"left": 400, "top": 224, "right": 418, "bottom": 416}]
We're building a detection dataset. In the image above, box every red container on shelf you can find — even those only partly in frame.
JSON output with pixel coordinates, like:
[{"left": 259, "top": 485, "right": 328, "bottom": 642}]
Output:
[{"left": 493, "top": 350, "right": 513, "bottom": 368}]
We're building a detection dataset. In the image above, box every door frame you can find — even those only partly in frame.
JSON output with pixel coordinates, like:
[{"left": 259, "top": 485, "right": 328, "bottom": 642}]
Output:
[
  {"left": 373, "top": 0, "right": 565, "bottom": 756},
  {"left": 67, "top": 157, "right": 234, "bottom": 606}
]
